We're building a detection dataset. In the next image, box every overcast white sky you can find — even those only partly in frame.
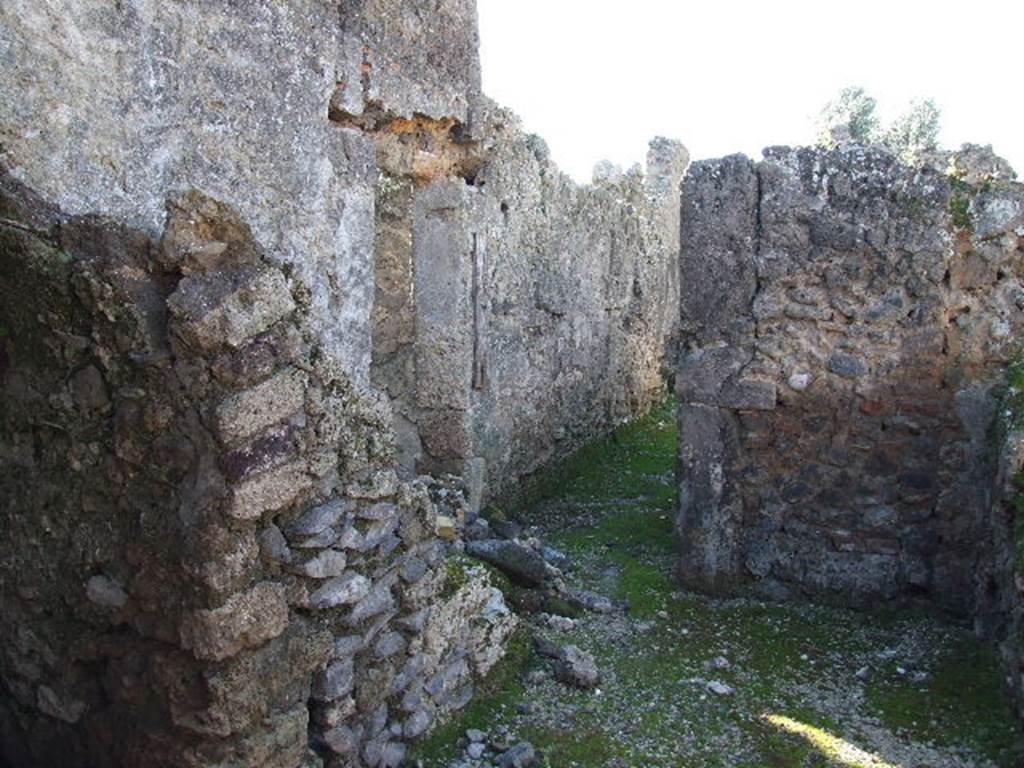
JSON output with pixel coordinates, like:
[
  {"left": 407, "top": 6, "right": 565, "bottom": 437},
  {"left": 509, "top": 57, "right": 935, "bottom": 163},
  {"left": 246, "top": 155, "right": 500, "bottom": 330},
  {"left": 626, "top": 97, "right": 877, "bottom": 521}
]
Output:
[{"left": 477, "top": 0, "right": 1023, "bottom": 182}]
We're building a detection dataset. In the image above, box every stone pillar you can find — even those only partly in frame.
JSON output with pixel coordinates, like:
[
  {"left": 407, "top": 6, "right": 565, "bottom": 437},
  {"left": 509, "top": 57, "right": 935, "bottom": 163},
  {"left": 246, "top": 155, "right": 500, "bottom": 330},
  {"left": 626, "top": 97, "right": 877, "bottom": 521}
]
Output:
[
  {"left": 676, "top": 155, "right": 765, "bottom": 594},
  {"left": 413, "top": 179, "right": 476, "bottom": 479}
]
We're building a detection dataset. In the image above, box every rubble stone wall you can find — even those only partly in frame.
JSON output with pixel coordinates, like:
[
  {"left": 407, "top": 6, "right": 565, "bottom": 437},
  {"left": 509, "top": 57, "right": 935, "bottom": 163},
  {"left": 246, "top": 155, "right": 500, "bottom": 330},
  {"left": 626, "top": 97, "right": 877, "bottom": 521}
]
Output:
[
  {"left": 0, "top": 3, "right": 516, "bottom": 768},
  {"left": 676, "top": 144, "right": 1024, "bottom": 615}
]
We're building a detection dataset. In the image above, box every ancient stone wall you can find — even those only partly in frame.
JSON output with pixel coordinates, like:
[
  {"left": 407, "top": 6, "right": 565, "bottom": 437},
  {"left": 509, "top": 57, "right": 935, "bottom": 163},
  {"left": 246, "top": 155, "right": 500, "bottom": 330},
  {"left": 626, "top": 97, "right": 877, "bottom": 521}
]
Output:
[
  {"left": 977, "top": 426, "right": 1024, "bottom": 720},
  {"left": 369, "top": 101, "right": 687, "bottom": 504},
  {"left": 676, "top": 144, "right": 1024, "bottom": 614},
  {"left": 0, "top": 3, "right": 517, "bottom": 767},
  {"left": 6, "top": 0, "right": 1024, "bottom": 763}
]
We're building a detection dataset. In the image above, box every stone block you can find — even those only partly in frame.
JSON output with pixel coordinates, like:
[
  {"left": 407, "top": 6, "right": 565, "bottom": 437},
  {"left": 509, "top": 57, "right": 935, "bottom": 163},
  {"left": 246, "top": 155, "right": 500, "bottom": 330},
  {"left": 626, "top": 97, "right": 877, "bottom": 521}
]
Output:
[
  {"left": 179, "top": 582, "right": 289, "bottom": 661},
  {"left": 214, "top": 368, "right": 306, "bottom": 446},
  {"left": 287, "top": 498, "right": 353, "bottom": 538},
  {"left": 826, "top": 351, "right": 869, "bottom": 379},
  {"left": 85, "top": 575, "right": 128, "bottom": 609},
  {"left": 227, "top": 460, "right": 313, "bottom": 521},
  {"left": 312, "top": 658, "right": 355, "bottom": 701},
  {"left": 294, "top": 550, "right": 347, "bottom": 579},
  {"left": 676, "top": 345, "right": 748, "bottom": 404},
  {"left": 309, "top": 573, "right": 371, "bottom": 610},
  {"left": 168, "top": 265, "right": 295, "bottom": 351},
  {"left": 346, "top": 580, "right": 396, "bottom": 626}
]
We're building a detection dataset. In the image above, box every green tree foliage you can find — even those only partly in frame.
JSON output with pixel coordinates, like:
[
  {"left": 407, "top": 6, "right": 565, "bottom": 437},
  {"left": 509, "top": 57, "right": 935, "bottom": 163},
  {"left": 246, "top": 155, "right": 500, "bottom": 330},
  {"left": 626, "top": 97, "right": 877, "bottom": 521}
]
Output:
[
  {"left": 816, "top": 87, "right": 943, "bottom": 163},
  {"left": 884, "top": 98, "right": 941, "bottom": 162},
  {"left": 817, "top": 86, "right": 880, "bottom": 147}
]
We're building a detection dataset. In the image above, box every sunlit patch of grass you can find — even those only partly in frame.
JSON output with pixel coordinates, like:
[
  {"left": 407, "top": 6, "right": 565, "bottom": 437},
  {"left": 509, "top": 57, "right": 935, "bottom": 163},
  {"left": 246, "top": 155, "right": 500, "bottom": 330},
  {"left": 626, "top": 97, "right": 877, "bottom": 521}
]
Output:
[{"left": 762, "top": 714, "right": 899, "bottom": 768}]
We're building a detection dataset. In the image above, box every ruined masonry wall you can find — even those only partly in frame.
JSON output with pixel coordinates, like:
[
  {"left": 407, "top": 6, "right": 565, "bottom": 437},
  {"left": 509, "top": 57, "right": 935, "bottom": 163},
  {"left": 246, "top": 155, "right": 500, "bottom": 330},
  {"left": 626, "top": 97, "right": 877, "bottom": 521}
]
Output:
[
  {"left": 370, "top": 101, "right": 688, "bottom": 504},
  {"left": 978, "top": 428, "right": 1024, "bottom": 721},
  {"left": 676, "top": 144, "right": 1024, "bottom": 614},
  {"left": 1, "top": 3, "right": 517, "bottom": 768}
]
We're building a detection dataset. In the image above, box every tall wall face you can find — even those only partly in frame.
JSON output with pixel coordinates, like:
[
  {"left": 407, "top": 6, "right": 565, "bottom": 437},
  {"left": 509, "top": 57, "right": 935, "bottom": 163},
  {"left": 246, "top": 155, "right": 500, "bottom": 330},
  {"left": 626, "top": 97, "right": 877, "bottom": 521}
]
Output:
[
  {"left": 978, "top": 427, "right": 1024, "bottom": 719},
  {"left": 676, "top": 145, "right": 1024, "bottom": 613},
  {"left": 370, "top": 102, "right": 688, "bottom": 503},
  {"left": 0, "top": 3, "right": 518, "bottom": 768}
]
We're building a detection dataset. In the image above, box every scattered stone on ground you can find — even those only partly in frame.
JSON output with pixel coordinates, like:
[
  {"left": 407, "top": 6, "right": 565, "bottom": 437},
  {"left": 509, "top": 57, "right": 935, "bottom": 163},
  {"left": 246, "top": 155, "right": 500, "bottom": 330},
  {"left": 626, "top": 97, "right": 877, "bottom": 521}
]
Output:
[
  {"left": 553, "top": 645, "right": 601, "bottom": 689},
  {"left": 706, "top": 680, "right": 735, "bottom": 697},
  {"left": 496, "top": 742, "right": 536, "bottom": 768},
  {"left": 465, "top": 539, "right": 548, "bottom": 587}
]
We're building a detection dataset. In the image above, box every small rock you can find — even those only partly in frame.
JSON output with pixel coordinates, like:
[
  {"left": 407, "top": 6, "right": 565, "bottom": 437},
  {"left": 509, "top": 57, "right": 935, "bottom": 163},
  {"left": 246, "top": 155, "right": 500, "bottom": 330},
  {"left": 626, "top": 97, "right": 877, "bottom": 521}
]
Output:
[
  {"left": 787, "top": 371, "right": 812, "bottom": 391},
  {"left": 827, "top": 351, "right": 868, "bottom": 379},
  {"left": 435, "top": 515, "right": 458, "bottom": 541},
  {"left": 540, "top": 545, "right": 571, "bottom": 571},
  {"left": 464, "top": 518, "right": 491, "bottom": 541},
  {"left": 399, "top": 555, "right": 429, "bottom": 583},
  {"left": 855, "top": 666, "right": 871, "bottom": 681},
  {"left": 554, "top": 645, "right": 600, "bottom": 689},
  {"left": 312, "top": 659, "right": 355, "bottom": 701},
  {"left": 308, "top": 573, "right": 370, "bottom": 609},
  {"left": 258, "top": 523, "right": 292, "bottom": 565},
  {"left": 547, "top": 615, "right": 575, "bottom": 631},
  {"left": 532, "top": 635, "right": 562, "bottom": 659},
  {"left": 465, "top": 539, "right": 548, "bottom": 586},
  {"left": 295, "top": 549, "right": 347, "bottom": 579},
  {"left": 705, "top": 656, "right": 731, "bottom": 671},
  {"left": 491, "top": 519, "right": 523, "bottom": 540},
  {"left": 516, "top": 702, "right": 533, "bottom": 715},
  {"left": 497, "top": 742, "right": 536, "bottom": 768},
  {"left": 86, "top": 575, "right": 128, "bottom": 609},
  {"left": 706, "top": 680, "right": 734, "bottom": 696},
  {"left": 380, "top": 741, "right": 406, "bottom": 768},
  {"left": 287, "top": 498, "right": 350, "bottom": 537},
  {"left": 374, "top": 631, "right": 407, "bottom": 659},
  {"left": 566, "top": 589, "right": 616, "bottom": 613},
  {"left": 466, "top": 729, "right": 486, "bottom": 743},
  {"left": 467, "top": 742, "right": 486, "bottom": 759}
]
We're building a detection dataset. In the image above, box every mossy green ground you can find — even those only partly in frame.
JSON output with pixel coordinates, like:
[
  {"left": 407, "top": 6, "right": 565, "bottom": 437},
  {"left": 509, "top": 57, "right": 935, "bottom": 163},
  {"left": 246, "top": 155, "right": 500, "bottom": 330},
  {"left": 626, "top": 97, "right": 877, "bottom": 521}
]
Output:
[{"left": 411, "top": 398, "right": 1023, "bottom": 767}]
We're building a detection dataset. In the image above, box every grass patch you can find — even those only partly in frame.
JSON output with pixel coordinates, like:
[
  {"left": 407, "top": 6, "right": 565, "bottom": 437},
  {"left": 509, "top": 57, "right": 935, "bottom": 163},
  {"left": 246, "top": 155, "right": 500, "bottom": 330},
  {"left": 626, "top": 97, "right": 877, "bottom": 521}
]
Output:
[
  {"left": 1004, "top": 349, "right": 1024, "bottom": 435},
  {"left": 439, "top": 551, "right": 478, "bottom": 600},
  {"left": 948, "top": 175, "right": 973, "bottom": 230},
  {"left": 498, "top": 396, "right": 677, "bottom": 519},
  {"left": 865, "top": 638, "right": 1024, "bottom": 767},
  {"left": 517, "top": 725, "right": 627, "bottom": 767}
]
